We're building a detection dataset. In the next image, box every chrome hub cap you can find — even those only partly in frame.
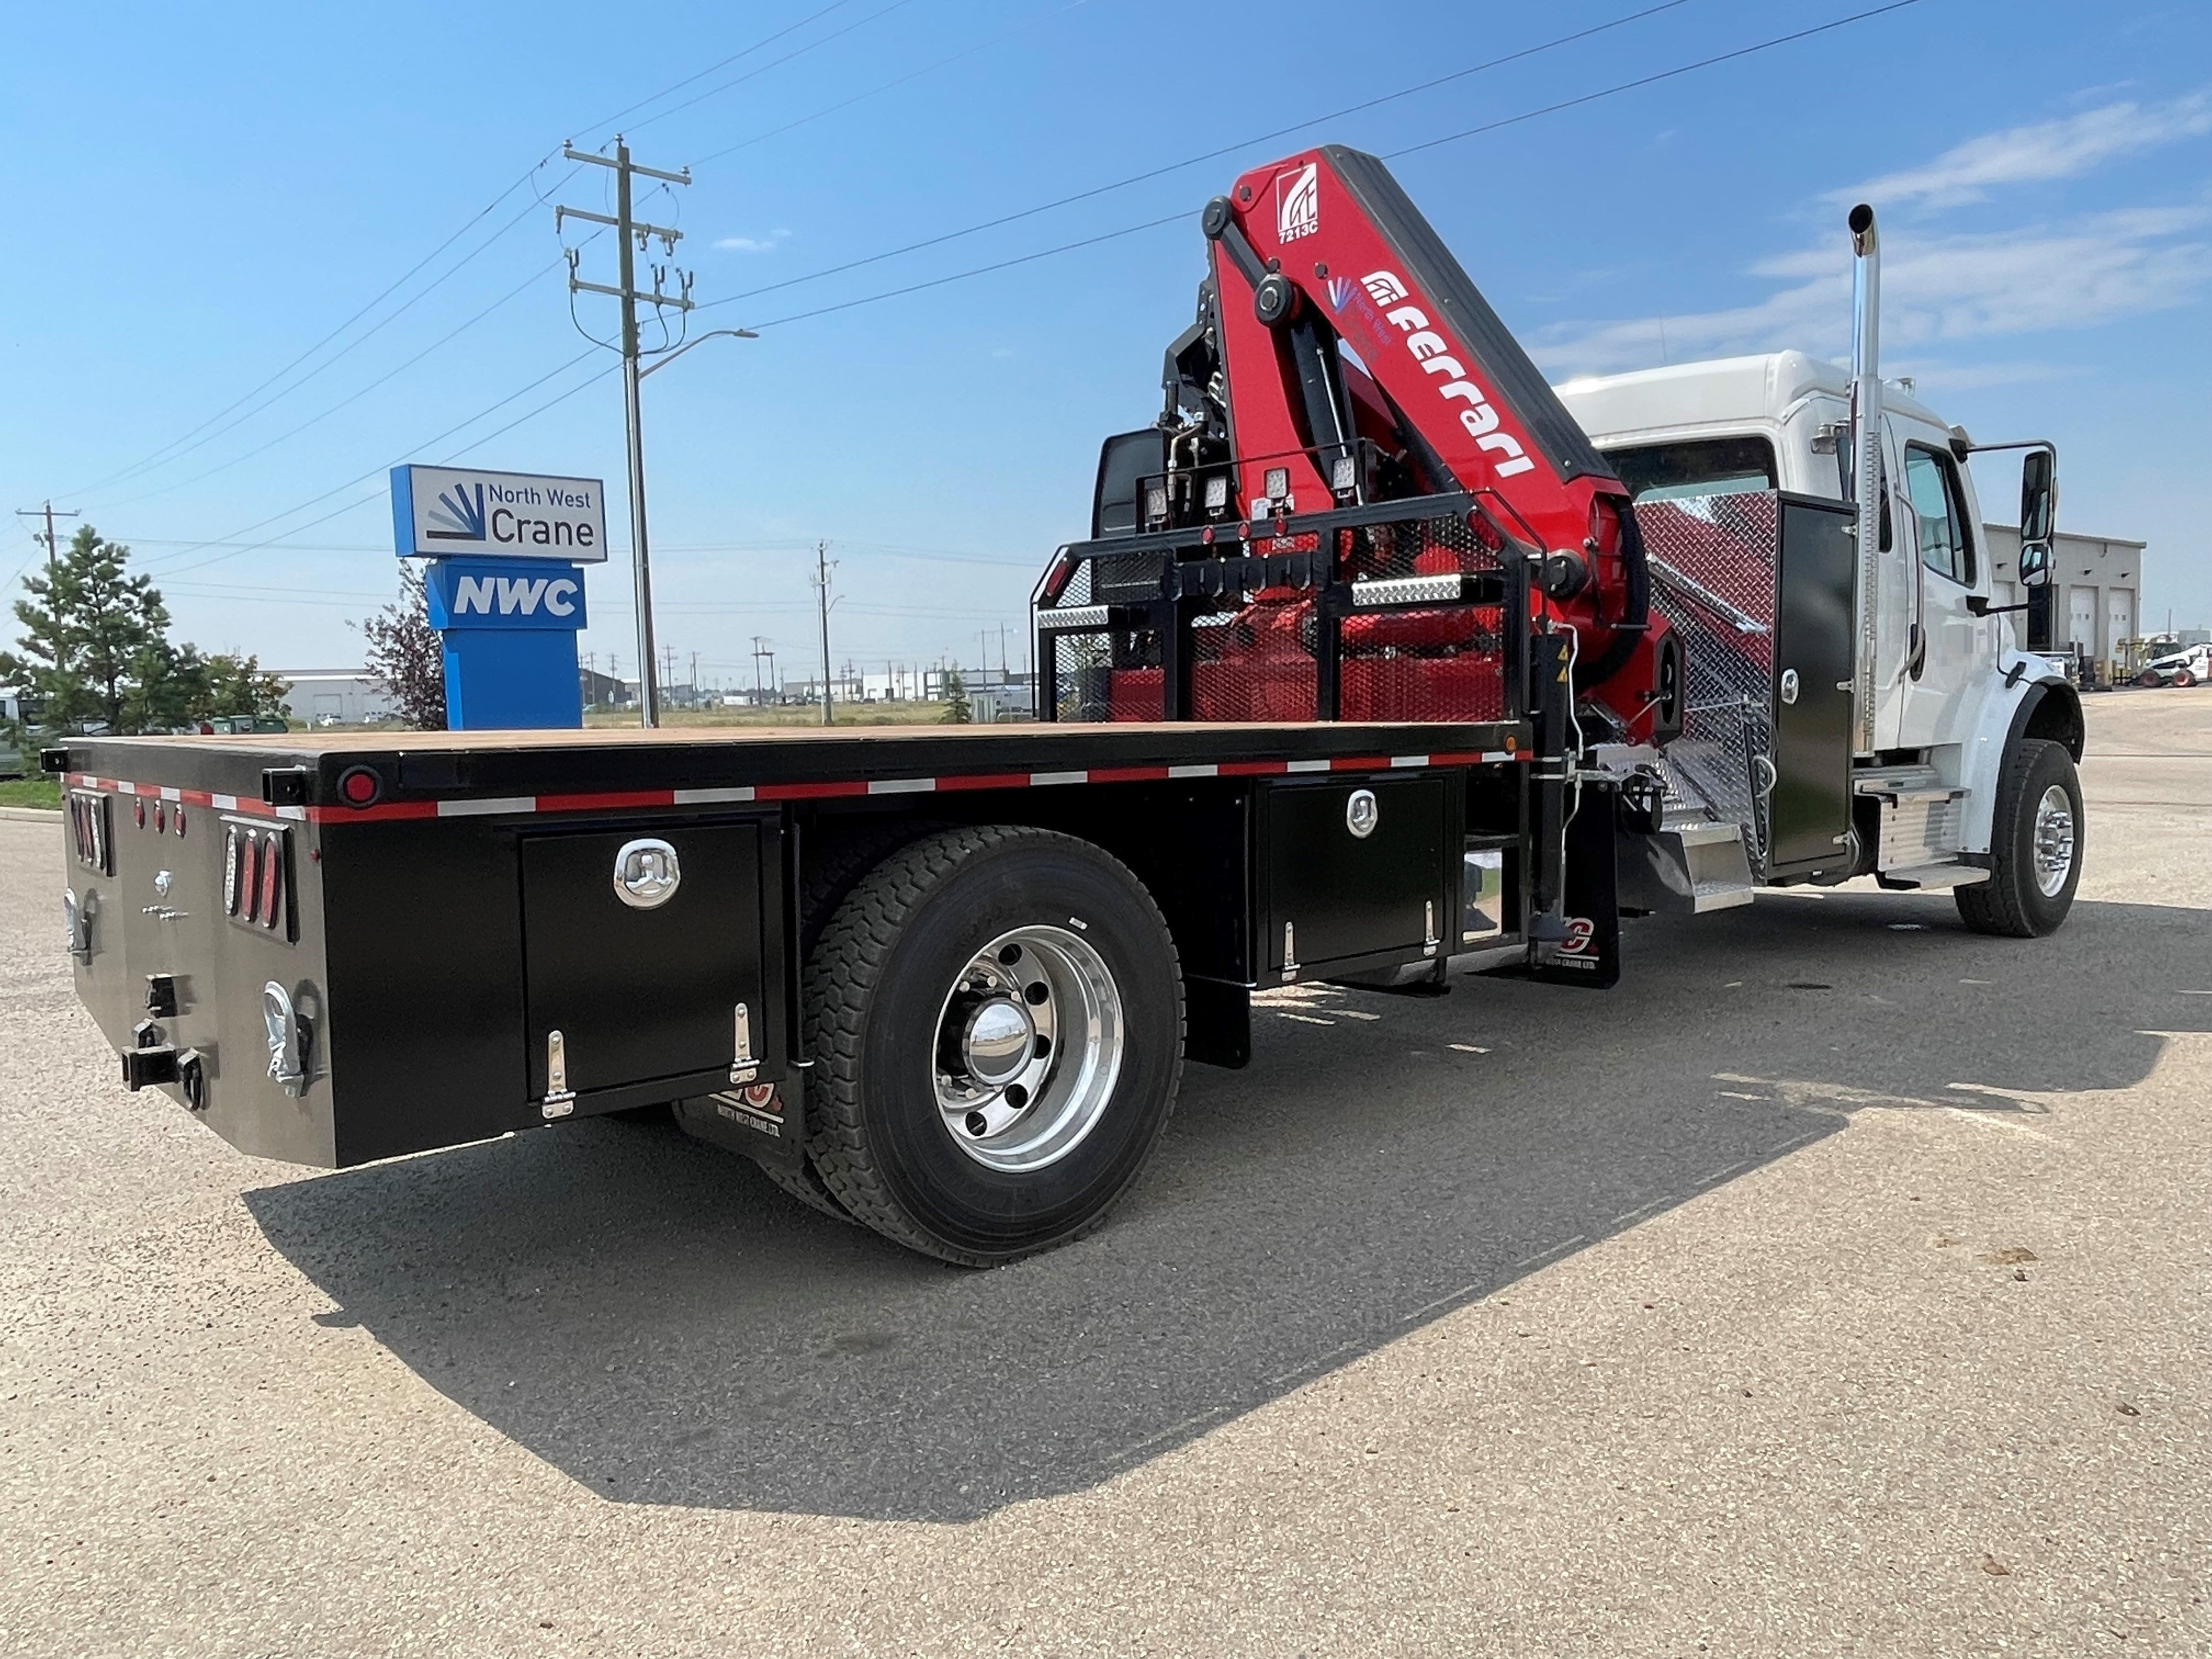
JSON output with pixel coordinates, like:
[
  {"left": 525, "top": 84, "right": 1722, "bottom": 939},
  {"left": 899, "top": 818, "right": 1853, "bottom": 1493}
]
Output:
[
  {"left": 933, "top": 925, "right": 1124, "bottom": 1172},
  {"left": 2031, "top": 784, "right": 2075, "bottom": 897}
]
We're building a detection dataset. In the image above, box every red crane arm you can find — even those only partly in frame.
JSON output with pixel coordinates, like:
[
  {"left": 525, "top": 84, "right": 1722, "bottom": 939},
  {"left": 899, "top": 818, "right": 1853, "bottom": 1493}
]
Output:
[{"left": 1202, "top": 145, "right": 1668, "bottom": 736}]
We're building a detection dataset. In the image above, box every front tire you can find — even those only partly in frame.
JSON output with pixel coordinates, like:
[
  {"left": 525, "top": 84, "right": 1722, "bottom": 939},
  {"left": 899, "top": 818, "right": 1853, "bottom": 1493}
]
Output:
[
  {"left": 1956, "top": 738, "right": 2083, "bottom": 938},
  {"left": 805, "top": 826, "right": 1183, "bottom": 1265}
]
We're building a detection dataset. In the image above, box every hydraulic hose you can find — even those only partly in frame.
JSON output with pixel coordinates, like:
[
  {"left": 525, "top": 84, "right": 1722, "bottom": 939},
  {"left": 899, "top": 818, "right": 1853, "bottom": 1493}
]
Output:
[{"left": 1573, "top": 495, "right": 1649, "bottom": 695}]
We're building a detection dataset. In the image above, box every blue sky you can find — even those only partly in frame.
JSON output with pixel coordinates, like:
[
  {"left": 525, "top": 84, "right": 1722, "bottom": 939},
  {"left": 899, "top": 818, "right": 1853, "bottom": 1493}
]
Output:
[{"left": 4, "top": 0, "right": 2207, "bottom": 687}]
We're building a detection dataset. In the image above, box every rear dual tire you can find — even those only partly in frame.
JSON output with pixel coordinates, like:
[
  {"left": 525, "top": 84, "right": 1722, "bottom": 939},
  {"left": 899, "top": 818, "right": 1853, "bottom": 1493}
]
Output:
[{"left": 803, "top": 826, "right": 1183, "bottom": 1266}]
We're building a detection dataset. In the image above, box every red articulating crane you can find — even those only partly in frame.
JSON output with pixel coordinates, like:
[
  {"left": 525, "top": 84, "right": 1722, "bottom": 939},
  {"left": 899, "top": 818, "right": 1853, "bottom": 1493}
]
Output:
[{"left": 1064, "top": 144, "right": 1676, "bottom": 744}]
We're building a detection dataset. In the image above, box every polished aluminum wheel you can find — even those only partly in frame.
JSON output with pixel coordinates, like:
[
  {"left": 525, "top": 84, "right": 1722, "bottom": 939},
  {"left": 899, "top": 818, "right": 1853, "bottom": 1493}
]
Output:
[
  {"left": 932, "top": 924, "right": 1124, "bottom": 1173},
  {"left": 2031, "top": 783, "right": 2075, "bottom": 897}
]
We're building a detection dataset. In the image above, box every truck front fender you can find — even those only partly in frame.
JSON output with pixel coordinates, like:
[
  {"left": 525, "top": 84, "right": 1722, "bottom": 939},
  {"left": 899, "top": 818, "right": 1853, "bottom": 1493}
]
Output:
[{"left": 1959, "top": 652, "right": 2081, "bottom": 854}]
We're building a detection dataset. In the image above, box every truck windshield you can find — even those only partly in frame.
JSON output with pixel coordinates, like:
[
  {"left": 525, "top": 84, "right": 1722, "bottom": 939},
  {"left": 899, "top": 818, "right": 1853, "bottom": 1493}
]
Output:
[{"left": 1602, "top": 436, "right": 1777, "bottom": 503}]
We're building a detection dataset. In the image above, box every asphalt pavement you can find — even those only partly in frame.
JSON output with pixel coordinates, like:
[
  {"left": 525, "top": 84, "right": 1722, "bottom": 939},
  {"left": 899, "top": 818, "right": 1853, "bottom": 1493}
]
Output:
[{"left": 2, "top": 690, "right": 2207, "bottom": 1657}]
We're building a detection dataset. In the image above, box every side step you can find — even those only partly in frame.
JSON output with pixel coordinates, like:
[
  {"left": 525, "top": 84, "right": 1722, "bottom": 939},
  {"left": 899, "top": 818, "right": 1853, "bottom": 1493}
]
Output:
[
  {"left": 1853, "top": 762, "right": 1962, "bottom": 804},
  {"left": 1877, "top": 861, "right": 1990, "bottom": 890},
  {"left": 1618, "top": 819, "right": 1757, "bottom": 915}
]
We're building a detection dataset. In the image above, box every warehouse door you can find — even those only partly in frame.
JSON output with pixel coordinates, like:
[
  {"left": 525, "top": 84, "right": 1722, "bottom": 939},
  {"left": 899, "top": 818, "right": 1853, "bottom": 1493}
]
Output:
[
  {"left": 2068, "top": 589, "right": 2096, "bottom": 654},
  {"left": 2107, "top": 590, "right": 2134, "bottom": 661}
]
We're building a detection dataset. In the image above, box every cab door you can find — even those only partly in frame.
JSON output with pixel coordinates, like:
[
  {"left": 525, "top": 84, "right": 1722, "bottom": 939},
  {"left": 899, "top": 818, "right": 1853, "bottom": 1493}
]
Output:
[{"left": 1897, "top": 437, "right": 1996, "bottom": 749}]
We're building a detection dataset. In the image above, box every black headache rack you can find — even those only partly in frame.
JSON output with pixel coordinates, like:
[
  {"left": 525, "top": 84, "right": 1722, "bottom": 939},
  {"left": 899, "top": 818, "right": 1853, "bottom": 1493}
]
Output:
[{"left": 1032, "top": 489, "right": 1535, "bottom": 729}]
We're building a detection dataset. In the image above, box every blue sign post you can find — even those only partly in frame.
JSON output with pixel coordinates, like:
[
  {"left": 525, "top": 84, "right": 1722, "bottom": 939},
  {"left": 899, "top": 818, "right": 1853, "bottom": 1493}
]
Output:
[
  {"left": 423, "top": 558, "right": 589, "bottom": 729},
  {"left": 392, "top": 465, "right": 607, "bottom": 731}
]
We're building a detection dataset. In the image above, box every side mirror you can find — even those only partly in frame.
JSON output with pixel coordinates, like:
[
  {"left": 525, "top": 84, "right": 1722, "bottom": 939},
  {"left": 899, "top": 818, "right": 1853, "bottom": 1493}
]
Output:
[
  {"left": 2019, "top": 445, "right": 2056, "bottom": 555},
  {"left": 2017, "top": 542, "right": 2051, "bottom": 589}
]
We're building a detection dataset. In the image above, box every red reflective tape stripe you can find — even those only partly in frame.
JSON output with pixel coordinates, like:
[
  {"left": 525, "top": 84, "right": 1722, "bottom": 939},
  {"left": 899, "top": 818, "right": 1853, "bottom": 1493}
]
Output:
[
  {"left": 755, "top": 780, "right": 872, "bottom": 802},
  {"left": 1328, "top": 755, "right": 1391, "bottom": 772},
  {"left": 935, "top": 771, "right": 1033, "bottom": 792},
  {"left": 1217, "top": 759, "right": 1290, "bottom": 776},
  {"left": 536, "top": 789, "right": 676, "bottom": 814},
  {"left": 305, "top": 801, "right": 438, "bottom": 824},
  {"left": 1426, "top": 751, "right": 1486, "bottom": 766},
  {"left": 1087, "top": 765, "right": 1172, "bottom": 783}
]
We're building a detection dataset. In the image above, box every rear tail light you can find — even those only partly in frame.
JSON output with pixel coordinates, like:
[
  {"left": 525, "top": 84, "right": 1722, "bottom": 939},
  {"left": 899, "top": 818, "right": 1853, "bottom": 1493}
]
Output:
[
  {"left": 257, "top": 831, "right": 283, "bottom": 930},
  {"left": 225, "top": 820, "right": 288, "bottom": 935},
  {"left": 67, "top": 792, "right": 111, "bottom": 873},
  {"left": 238, "top": 831, "right": 261, "bottom": 920}
]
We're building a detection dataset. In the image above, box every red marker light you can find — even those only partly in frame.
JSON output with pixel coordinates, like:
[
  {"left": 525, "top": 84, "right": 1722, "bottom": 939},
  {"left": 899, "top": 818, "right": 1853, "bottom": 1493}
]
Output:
[
  {"left": 258, "top": 832, "right": 283, "bottom": 929},
  {"left": 336, "top": 765, "right": 382, "bottom": 808},
  {"left": 240, "top": 834, "right": 261, "bottom": 924}
]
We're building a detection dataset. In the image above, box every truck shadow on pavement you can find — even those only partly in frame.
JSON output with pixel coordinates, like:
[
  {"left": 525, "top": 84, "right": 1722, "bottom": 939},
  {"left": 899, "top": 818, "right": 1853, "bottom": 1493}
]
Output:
[{"left": 246, "top": 890, "right": 2208, "bottom": 1522}]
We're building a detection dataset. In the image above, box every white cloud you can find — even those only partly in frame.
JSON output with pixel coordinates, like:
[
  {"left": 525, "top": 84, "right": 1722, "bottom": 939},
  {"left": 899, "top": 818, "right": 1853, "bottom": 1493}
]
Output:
[
  {"left": 1532, "top": 86, "right": 2212, "bottom": 380},
  {"left": 714, "top": 228, "right": 792, "bottom": 253},
  {"left": 1533, "top": 205, "right": 2212, "bottom": 376},
  {"left": 1831, "top": 88, "right": 2212, "bottom": 210}
]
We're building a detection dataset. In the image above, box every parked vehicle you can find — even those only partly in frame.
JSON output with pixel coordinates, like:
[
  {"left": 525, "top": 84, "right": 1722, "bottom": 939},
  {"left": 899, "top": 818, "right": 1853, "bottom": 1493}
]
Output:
[
  {"left": 2135, "top": 642, "right": 2209, "bottom": 687},
  {"left": 49, "top": 149, "right": 2082, "bottom": 1265}
]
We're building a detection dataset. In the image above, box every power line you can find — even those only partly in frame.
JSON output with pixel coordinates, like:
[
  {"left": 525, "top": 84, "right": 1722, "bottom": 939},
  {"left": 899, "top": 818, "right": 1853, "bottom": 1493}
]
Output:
[
  {"left": 575, "top": 0, "right": 862, "bottom": 136},
  {"left": 103, "top": 243, "right": 589, "bottom": 510},
  {"left": 142, "top": 351, "right": 612, "bottom": 577},
  {"left": 696, "top": 0, "right": 1701, "bottom": 315},
  {"left": 1385, "top": 0, "right": 1923, "bottom": 159},
  {"left": 127, "top": 0, "right": 1918, "bottom": 594},
  {"left": 693, "top": 0, "right": 1092, "bottom": 165},
  {"left": 63, "top": 3, "right": 899, "bottom": 505},
  {"left": 623, "top": 0, "right": 923, "bottom": 137},
  {"left": 730, "top": 0, "right": 1923, "bottom": 334},
  {"left": 64, "top": 158, "right": 567, "bottom": 499}
]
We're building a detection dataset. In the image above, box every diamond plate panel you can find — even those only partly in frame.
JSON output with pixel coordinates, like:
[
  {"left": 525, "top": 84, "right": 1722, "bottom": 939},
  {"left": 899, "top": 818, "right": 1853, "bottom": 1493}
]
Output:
[{"left": 1637, "top": 490, "right": 1781, "bottom": 866}]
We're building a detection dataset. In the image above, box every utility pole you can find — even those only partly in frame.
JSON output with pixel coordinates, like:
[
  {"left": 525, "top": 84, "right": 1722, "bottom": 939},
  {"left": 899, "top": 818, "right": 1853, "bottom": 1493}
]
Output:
[
  {"left": 14, "top": 501, "right": 80, "bottom": 586},
  {"left": 558, "top": 137, "right": 692, "bottom": 730},
  {"left": 811, "top": 540, "right": 837, "bottom": 726}
]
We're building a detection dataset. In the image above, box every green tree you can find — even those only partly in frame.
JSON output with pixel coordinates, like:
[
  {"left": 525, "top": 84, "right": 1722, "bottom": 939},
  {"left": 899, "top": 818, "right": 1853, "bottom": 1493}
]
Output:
[
  {"left": 941, "top": 665, "right": 972, "bottom": 724},
  {"left": 191, "top": 652, "right": 294, "bottom": 724},
  {"left": 355, "top": 565, "right": 446, "bottom": 730},
  {"left": 0, "top": 524, "right": 185, "bottom": 737}
]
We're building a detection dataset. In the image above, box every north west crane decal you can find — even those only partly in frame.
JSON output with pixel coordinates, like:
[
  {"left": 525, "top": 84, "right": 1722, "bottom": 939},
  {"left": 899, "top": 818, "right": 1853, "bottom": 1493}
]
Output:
[
  {"left": 426, "top": 481, "right": 488, "bottom": 543},
  {"left": 1329, "top": 268, "right": 1536, "bottom": 480}
]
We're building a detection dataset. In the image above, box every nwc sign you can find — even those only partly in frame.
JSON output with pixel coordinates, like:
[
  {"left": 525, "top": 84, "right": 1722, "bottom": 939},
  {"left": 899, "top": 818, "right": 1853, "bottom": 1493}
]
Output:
[
  {"left": 425, "top": 558, "right": 588, "bottom": 631},
  {"left": 392, "top": 465, "right": 607, "bottom": 562}
]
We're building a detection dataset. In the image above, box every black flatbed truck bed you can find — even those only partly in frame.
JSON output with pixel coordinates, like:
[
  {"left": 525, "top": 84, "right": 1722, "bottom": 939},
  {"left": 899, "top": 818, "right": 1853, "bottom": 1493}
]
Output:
[{"left": 50, "top": 716, "right": 1549, "bottom": 1260}]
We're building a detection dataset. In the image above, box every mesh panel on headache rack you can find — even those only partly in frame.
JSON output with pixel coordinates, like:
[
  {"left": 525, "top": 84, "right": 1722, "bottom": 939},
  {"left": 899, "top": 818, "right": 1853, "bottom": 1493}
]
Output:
[
  {"left": 1336, "top": 510, "right": 1508, "bottom": 723},
  {"left": 1638, "top": 490, "right": 1780, "bottom": 859},
  {"left": 1056, "top": 625, "right": 1161, "bottom": 723},
  {"left": 1343, "top": 509, "right": 1504, "bottom": 582},
  {"left": 1190, "top": 589, "right": 1316, "bottom": 721}
]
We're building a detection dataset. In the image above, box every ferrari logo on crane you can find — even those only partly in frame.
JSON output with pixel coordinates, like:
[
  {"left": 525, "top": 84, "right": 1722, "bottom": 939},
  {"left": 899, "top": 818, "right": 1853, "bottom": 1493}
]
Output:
[{"left": 1277, "top": 162, "right": 1320, "bottom": 242}]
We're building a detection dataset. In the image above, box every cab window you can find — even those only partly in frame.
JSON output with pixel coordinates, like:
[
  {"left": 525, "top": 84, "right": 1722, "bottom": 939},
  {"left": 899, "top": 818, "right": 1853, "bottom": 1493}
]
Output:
[
  {"left": 1904, "top": 444, "right": 1975, "bottom": 586},
  {"left": 1604, "top": 436, "right": 1777, "bottom": 504}
]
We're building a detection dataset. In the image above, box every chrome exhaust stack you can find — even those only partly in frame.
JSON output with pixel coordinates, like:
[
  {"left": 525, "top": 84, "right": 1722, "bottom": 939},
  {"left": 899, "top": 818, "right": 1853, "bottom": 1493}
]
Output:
[{"left": 1848, "top": 202, "right": 1882, "bottom": 752}]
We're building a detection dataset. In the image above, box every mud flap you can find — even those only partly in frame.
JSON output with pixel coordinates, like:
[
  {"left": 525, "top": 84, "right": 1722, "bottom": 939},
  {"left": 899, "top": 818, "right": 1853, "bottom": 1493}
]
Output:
[
  {"left": 1526, "top": 781, "right": 1622, "bottom": 989},
  {"left": 672, "top": 1071, "right": 807, "bottom": 1171}
]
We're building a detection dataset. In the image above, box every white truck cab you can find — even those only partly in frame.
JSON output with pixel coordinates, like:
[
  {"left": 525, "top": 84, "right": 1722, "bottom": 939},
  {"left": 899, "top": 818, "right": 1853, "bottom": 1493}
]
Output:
[{"left": 1551, "top": 218, "right": 2085, "bottom": 939}]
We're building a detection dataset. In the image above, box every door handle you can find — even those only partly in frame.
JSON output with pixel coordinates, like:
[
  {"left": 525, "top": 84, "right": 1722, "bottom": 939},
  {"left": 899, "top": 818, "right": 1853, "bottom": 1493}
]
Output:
[{"left": 1779, "top": 668, "right": 1800, "bottom": 705}]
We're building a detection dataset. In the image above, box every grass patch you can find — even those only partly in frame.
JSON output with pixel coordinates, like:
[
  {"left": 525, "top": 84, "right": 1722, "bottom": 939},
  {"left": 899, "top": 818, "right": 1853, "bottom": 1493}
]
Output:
[{"left": 0, "top": 775, "right": 60, "bottom": 810}]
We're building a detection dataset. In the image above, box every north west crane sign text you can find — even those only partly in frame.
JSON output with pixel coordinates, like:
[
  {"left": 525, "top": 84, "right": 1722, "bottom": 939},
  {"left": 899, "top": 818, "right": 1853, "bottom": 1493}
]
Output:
[{"left": 391, "top": 465, "right": 608, "bottom": 562}]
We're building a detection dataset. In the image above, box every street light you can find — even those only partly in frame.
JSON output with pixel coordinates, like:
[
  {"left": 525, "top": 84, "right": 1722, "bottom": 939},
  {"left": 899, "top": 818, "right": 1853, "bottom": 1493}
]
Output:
[{"left": 639, "top": 328, "right": 758, "bottom": 381}]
